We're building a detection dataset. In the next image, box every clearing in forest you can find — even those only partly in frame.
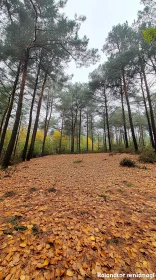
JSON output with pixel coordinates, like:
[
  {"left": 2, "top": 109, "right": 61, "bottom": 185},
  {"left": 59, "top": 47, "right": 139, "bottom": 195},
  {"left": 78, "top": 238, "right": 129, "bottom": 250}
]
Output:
[{"left": 0, "top": 153, "right": 156, "bottom": 280}]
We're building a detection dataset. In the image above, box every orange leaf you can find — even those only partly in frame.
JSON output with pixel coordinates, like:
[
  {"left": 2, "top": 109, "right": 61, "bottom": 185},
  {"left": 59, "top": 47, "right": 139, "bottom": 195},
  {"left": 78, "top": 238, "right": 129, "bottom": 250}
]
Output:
[
  {"left": 20, "top": 243, "right": 27, "bottom": 248},
  {"left": 66, "top": 270, "right": 74, "bottom": 277}
]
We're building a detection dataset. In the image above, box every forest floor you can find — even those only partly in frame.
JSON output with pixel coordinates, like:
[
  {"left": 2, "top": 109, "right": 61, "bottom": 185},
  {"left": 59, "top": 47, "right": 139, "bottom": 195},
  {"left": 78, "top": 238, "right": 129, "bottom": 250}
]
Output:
[{"left": 0, "top": 153, "right": 156, "bottom": 280}]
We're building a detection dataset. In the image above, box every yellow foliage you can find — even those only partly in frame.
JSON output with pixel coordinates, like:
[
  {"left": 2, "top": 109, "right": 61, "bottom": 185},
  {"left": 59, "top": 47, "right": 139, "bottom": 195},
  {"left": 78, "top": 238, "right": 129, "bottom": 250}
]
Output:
[
  {"left": 80, "top": 136, "right": 92, "bottom": 151},
  {"left": 36, "top": 130, "right": 44, "bottom": 141}
]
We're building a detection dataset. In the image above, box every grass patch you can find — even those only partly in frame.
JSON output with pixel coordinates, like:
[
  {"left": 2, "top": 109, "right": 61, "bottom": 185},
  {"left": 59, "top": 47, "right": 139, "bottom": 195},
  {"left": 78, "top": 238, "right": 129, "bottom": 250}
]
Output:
[
  {"left": 98, "top": 194, "right": 107, "bottom": 202},
  {"left": 3, "top": 230, "right": 13, "bottom": 235},
  {"left": 9, "top": 215, "right": 22, "bottom": 225},
  {"left": 14, "top": 225, "right": 27, "bottom": 231},
  {"left": 4, "top": 191, "right": 16, "bottom": 198},
  {"left": 117, "top": 189, "right": 123, "bottom": 194},
  {"left": 73, "top": 159, "right": 82, "bottom": 164},
  {"left": 112, "top": 238, "right": 119, "bottom": 245},
  {"left": 48, "top": 187, "right": 56, "bottom": 193},
  {"left": 120, "top": 158, "right": 136, "bottom": 167},
  {"left": 106, "top": 238, "right": 119, "bottom": 245},
  {"left": 29, "top": 187, "right": 37, "bottom": 193},
  {"left": 32, "top": 224, "right": 39, "bottom": 235},
  {"left": 124, "top": 182, "right": 133, "bottom": 187}
]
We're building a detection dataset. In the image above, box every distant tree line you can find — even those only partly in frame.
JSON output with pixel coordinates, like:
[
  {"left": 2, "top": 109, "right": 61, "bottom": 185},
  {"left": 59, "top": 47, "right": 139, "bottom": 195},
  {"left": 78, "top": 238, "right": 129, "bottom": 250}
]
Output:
[{"left": 0, "top": 0, "right": 156, "bottom": 168}]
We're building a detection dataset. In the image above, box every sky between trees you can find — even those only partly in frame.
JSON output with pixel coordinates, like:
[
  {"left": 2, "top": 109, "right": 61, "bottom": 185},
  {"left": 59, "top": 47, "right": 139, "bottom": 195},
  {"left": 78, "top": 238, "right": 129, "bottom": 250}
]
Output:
[{"left": 64, "top": 0, "right": 143, "bottom": 82}]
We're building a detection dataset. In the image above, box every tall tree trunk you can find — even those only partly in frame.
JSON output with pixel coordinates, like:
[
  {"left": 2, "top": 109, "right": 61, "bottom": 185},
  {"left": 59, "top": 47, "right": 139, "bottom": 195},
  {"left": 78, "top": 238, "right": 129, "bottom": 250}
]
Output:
[
  {"left": 150, "top": 57, "right": 156, "bottom": 75},
  {"left": 122, "top": 70, "right": 138, "bottom": 152},
  {"left": 27, "top": 71, "right": 47, "bottom": 161},
  {"left": 13, "top": 118, "right": 22, "bottom": 157},
  {"left": 2, "top": 52, "right": 29, "bottom": 168},
  {"left": 142, "top": 68, "right": 156, "bottom": 151},
  {"left": 76, "top": 125, "right": 79, "bottom": 153},
  {"left": 41, "top": 93, "right": 53, "bottom": 156},
  {"left": 0, "top": 106, "right": 8, "bottom": 137},
  {"left": 86, "top": 110, "right": 89, "bottom": 152},
  {"left": 98, "top": 134, "right": 100, "bottom": 151},
  {"left": 22, "top": 60, "right": 41, "bottom": 161},
  {"left": 59, "top": 113, "right": 64, "bottom": 154},
  {"left": 71, "top": 112, "right": 74, "bottom": 154},
  {"left": 91, "top": 115, "right": 94, "bottom": 151},
  {"left": 120, "top": 84, "right": 129, "bottom": 148},
  {"left": 78, "top": 109, "right": 82, "bottom": 153},
  {"left": 140, "top": 74, "right": 154, "bottom": 148},
  {"left": 115, "top": 126, "right": 118, "bottom": 145},
  {"left": 71, "top": 110, "right": 77, "bottom": 154},
  {"left": 0, "top": 60, "right": 21, "bottom": 157},
  {"left": 103, "top": 111, "right": 107, "bottom": 151},
  {"left": 104, "top": 88, "right": 111, "bottom": 152}
]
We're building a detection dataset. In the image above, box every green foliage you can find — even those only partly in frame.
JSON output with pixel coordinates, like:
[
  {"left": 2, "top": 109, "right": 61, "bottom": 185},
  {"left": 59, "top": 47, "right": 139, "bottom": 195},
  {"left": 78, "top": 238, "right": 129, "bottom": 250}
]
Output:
[
  {"left": 120, "top": 158, "right": 136, "bottom": 167},
  {"left": 98, "top": 194, "right": 107, "bottom": 202},
  {"left": 112, "top": 238, "right": 119, "bottom": 245},
  {"left": 112, "top": 145, "right": 135, "bottom": 154},
  {"left": 14, "top": 225, "right": 27, "bottom": 231},
  {"left": 32, "top": 224, "right": 39, "bottom": 236},
  {"left": 139, "top": 147, "right": 156, "bottom": 163},
  {"left": 3, "top": 230, "right": 13, "bottom": 235},
  {"left": 9, "top": 215, "right": 22, "bottom": 225},
  {"left": 117, "top": 189, "right": 123, "bottom": 193},
  {"left": 124, "top": 182, "right": 134, "bottom": 187},
  {"left": 142, "top": 28, "right": 156, "bottom": 42}
]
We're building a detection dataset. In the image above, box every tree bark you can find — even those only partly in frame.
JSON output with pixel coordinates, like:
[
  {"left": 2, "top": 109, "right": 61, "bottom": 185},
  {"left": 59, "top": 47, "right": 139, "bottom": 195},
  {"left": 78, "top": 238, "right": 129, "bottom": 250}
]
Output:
[
  {"left": 0, "top": 60, "right": 21, "bottom": 157},
  {"left": 0, "top": 105, "right": 8, "bottom": 137},
  {"left": 120, "top": 84, "right": 129, "bottom": 148},
  {"left": 13, "top": 118, "right": 22, "bottom": 157},
  {"left": 103, "top": 111, "right": 107, "bottom": 151},
  {"left": 71, "top": 109, "right": 77, "bottom": 154},
  {"left": 86, "top": 110, "right": 89, "bottom": 152},
  {"left": 142, "top": 68, "right": 156, "bottom": 151},
  {"left": 22, "top": 60, "right": 41, "bottom": 161},
  {"left": 2, "top": 51, "right": 29, "bottom": 168},
  {"left": 78, "top": 109, "right": 82, "bottom": 153},
  {"left": 41, "top": 93, "right": 53, "bottom": 156},
  {"left": 59, "top": 113, "right": 64, "bottom": 154},
  {"left": 91, "top": 115, "right": 94, "bottom": 151},
  {"left": 27, "top": 71, "right": 47, "bottom": 161},
  {"left": 104, "top": 88, "right": 111, "bottom": 152},
  {"left": 122, "top": 70, "right": 138, "bottom": 152},
  {"left": 98, "top": 134, "right": 100, "bottom": 150},
  {"left": 140, "top": 74, "right": 154, "bottom": 148}
]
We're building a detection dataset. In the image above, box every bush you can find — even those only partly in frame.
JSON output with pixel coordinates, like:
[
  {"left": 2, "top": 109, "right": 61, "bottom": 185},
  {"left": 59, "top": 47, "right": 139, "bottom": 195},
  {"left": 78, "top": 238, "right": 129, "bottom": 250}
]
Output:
[
  {"left": 120, "top": 158, "right": 136, "bottom": 167},
  {"left": 113, "top": 145, "right": 135, "bottom": 154},
  {"left": 139, "top": 147, "right": 156, "bottom": 163}
]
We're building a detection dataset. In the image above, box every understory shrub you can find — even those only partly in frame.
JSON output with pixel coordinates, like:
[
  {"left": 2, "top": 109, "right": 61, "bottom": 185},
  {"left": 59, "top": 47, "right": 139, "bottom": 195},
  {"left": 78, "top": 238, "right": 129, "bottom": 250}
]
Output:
[
  {"left": 120, "top": 158, "right": 136, "bottom": 167},
  {"left": 139, "top": 147, "right": 156, "bottom": 163}
]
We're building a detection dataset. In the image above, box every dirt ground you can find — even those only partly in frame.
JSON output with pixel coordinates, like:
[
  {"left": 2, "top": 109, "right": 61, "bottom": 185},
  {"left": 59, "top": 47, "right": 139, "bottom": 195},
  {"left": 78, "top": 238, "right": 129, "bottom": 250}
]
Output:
[{"left": 0, "top": 153, "right": 156, "bottom": 280}]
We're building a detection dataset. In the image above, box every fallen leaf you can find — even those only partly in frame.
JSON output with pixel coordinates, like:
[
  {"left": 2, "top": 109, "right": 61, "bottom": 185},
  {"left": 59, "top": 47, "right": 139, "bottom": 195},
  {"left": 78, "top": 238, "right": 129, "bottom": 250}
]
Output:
[
  {"left": 20, "top": 242, "right": 27, "bottom": 247},
  {"left": 66, "top": 270, "right": 74, "bottom": 277}
]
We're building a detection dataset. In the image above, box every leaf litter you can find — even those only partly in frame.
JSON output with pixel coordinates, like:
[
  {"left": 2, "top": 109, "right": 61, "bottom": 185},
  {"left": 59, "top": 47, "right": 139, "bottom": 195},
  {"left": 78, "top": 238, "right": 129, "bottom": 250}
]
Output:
[{"left": 0, "top": 153, "right": 156, "bottom": 279}]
